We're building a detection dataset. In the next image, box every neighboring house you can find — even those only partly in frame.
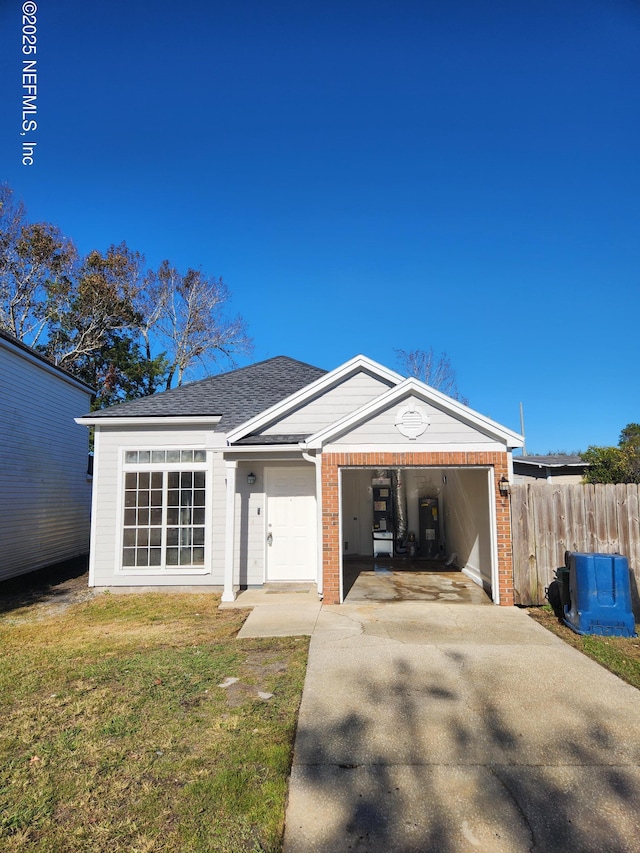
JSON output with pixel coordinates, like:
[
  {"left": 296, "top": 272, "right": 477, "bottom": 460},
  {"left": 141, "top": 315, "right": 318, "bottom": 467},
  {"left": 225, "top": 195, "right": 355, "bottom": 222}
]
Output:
[
  {"left": 0, "top": 330, "right": 94, "bottom": 582},
  {"left": 77, "top": 355, "right": 524, "bottom": 605},
  {"left": 512, "top": 454, "right": 588, "bottom": 485}
]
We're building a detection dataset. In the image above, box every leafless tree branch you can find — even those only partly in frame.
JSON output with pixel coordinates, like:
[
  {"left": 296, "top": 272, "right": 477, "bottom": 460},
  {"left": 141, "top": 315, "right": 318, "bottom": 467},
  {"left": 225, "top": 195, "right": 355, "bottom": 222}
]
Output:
[{"left": 395, "top": 346, "right": 468, "bottom": 404}]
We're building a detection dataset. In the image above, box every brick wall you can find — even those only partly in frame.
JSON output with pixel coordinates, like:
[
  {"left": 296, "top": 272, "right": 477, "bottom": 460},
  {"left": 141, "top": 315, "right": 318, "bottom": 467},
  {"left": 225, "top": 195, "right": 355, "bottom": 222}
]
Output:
[{"left": 321, "top": 451, "right": 513, "bottom": 606}]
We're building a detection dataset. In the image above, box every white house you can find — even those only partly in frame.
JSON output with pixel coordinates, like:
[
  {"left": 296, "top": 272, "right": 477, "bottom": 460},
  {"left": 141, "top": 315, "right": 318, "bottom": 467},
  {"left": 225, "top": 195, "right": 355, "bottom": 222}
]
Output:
[
  {"left": 0, "top": 330, "right": 94, "bottom": 581},
  {"left": 77, "top": 355, "right": 524, "bottom": 605}
]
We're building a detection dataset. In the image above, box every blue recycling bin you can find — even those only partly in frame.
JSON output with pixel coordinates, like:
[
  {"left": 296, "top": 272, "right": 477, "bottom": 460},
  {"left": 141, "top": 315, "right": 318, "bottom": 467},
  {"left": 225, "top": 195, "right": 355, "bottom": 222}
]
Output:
[{"left": 563, "top": 552, "right": 637, "bottom": 637}]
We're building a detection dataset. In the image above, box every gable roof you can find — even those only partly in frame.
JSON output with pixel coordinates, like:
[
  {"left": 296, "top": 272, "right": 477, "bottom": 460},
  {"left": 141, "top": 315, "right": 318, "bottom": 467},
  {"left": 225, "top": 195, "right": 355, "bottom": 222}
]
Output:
[
  {"left": 227, "top": 354, "right": 403, "bottom": 443},
  {"left": 83, "top": 356, "right": 327, "bottom": 430},
  {"left": 306, "top": 376, "right": 524, "bottom": 449}
]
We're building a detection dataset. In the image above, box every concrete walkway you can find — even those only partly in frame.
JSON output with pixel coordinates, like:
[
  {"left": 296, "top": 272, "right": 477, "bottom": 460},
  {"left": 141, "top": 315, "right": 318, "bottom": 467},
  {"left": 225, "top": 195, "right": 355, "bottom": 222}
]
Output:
[{"left": 271, "top": 602, "right": 640, "bottom": 852}]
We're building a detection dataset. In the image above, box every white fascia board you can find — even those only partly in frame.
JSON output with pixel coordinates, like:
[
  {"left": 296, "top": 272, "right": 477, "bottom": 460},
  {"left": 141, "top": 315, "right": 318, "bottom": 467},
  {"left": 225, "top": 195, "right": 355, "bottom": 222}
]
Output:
[
  {"left": 515, "top": 459, "right": 584, "bottom": 469},
  {"left": 2, "top": 335, "right": 94, "bottom": 395},
  {"left": 306, "top": 378, "right": 524, "bottom": 449},
  {"left": 409, "top": 381, "right": 525, "bottom": 447},
  {"left": 226, "top": 354, "right": 404, "bottom": 443},
  {"left": 75, "top": 415, "right": 222, "bottom": 427}
]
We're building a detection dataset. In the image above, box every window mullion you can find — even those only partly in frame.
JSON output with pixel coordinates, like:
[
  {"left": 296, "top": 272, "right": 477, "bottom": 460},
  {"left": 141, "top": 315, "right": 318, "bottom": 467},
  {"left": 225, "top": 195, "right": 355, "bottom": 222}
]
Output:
[{"left": 161, "top": 470, "right": 168, "bottom": 569}]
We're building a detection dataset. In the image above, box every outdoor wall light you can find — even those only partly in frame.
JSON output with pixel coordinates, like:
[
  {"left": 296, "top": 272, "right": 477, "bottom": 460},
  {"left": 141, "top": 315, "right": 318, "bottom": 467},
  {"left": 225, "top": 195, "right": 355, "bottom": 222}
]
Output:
[
  {"left": 499, "top": 476, "right": 510, "bottom": 496},
  {"left": 247, "top": 472, "right": 257, "bottom": 485}
]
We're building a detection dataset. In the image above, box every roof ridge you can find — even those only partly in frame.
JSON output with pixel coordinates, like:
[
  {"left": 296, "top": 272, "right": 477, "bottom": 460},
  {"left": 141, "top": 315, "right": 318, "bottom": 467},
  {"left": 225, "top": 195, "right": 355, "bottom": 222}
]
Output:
[
  {"left": 84, "top": 354, "right": 327, "bottom": 425},
  {"left": 97, "top": 355, "right": 324, "bottom": 405}
]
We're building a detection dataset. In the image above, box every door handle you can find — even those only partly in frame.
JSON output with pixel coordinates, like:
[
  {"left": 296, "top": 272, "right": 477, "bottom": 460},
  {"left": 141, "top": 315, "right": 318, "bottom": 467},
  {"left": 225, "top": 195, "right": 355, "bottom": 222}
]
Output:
[{"left": 266, "top": 532, "right": 273, "bottom": 546}]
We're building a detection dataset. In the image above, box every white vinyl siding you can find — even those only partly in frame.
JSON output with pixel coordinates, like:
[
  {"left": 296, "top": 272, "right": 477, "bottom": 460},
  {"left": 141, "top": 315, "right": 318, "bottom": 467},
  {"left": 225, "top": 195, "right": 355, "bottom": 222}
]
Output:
[
  {"left": 234, "top": 462, "right": 267, "bottom": 586},
  {"left": 0, "top": 342, "right": 92, "bottom": 581},
  {"left": 90, "top": 426, "right": 223, "bottom": 587},
  {"left": 260, "top": 372, "right": 393, "bottom": 436},
  {"left": 330, "top": 396, "right": 504, "bottom": 448}
]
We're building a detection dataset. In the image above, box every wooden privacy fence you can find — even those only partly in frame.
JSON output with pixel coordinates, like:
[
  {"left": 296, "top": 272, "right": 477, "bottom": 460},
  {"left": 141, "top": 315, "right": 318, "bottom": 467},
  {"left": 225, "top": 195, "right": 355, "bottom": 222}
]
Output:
[{"left": 510, "top": 483, "right": 640, "bottom": 607}]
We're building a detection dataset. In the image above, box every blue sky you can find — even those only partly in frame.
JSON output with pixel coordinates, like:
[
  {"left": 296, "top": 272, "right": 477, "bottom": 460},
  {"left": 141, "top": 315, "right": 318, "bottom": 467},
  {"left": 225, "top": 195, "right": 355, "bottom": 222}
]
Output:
[{"left": 1, "top": 0, "right": 639, "bottom": 453}]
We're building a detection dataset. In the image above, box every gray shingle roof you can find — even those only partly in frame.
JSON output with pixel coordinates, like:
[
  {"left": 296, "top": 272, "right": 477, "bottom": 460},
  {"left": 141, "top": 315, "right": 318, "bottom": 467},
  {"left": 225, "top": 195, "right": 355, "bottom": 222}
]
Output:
[
  {"left": 235, "top": 433, "right": 311, "bottom": 445},
  {"left": 514, "top": 455, "right": 585, "bottom": 467},
  {"left": 87, "top": 356, "right": 327, "bottom": 431}
]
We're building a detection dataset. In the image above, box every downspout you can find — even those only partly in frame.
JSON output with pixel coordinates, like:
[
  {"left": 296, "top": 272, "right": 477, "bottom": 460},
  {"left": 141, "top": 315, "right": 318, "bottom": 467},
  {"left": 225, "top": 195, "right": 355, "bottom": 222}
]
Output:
[
  {"left": 88, "top": 427, "right": 100, "bottom": 587},
  {"left": 302, "top": 448, "right": 323, "bottom": 598}
]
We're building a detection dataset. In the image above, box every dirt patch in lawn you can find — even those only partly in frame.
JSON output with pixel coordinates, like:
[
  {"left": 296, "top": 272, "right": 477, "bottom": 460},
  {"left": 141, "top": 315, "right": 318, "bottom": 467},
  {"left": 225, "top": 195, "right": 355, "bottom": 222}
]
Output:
[{"left": 0, "top": 556, "right": 96, "bottom": 618}]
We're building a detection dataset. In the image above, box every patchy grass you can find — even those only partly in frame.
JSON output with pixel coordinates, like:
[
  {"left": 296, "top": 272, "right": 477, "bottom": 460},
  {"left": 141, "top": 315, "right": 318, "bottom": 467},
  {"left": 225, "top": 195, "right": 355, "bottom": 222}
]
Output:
[
  {"left": 0, "top": 592, "right": 309, "bottom": 852},
  {"left": 529, "top": 605, "right": 640, "bottom": 691}
]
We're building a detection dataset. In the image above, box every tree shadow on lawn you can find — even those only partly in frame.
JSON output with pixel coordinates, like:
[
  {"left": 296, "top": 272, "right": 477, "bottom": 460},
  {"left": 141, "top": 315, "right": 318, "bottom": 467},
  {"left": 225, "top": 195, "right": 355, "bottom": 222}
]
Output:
[
  {"left": 0, "top": 554, "right": 91, "bottom": 614},
  {"left": 286, "top": 651, "right": 640, "bottom": 852}
]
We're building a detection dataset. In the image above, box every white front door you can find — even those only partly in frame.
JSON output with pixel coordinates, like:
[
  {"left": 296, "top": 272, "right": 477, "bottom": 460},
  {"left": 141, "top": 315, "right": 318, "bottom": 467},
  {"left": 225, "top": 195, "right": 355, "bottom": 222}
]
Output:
[{"left": 266, "top": 466, "right": 316, "bottom": 582}]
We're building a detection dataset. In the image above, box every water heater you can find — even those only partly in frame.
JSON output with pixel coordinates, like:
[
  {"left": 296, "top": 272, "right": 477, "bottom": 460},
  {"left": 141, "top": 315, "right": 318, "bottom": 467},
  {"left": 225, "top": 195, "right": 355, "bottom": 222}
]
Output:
[{"left": 419, "top": 498, "right": 440, "bottom": 559}]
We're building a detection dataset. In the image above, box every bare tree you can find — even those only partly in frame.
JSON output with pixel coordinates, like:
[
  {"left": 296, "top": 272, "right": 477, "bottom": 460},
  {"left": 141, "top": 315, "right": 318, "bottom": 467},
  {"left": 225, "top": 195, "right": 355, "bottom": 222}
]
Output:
[
  {"left": 0, "top": 184, "right": 253, "bottom": 404},
  {"left": 0, "top": 184, "right": 77, "bottom": 346},
  {"left": 134, "top": 267, "right": 167, "bottom": 367},
  {"left": 151, "top": 261, "right": 252, "bottom": 389},
  {"left": 395, "top": 347, "right": 468, "bottom": 403}
]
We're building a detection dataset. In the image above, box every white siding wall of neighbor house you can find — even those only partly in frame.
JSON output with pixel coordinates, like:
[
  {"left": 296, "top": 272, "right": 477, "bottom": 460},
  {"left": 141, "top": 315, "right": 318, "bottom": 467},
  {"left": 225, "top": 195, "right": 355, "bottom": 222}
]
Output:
[
  {"left": 90, "top": 425, "right": 226, "bottom": 587},
  {"left": 513, "top": 470, "right": 584, "bottom": 485},
  {"left": 330, "top": 397, "right": 504, "bottom": 449},
  {"left": 261, "top": 371, "right": 393, "bottom": 436},
  {"left": 0, "top": 343, "right": 92, "bottom": 581}
]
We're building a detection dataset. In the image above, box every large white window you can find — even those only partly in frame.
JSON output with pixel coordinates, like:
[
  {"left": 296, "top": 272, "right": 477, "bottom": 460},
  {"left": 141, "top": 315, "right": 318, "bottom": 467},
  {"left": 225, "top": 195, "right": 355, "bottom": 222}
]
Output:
[{"left": 121, "top": 449, "right": 207, "bottom": 571}]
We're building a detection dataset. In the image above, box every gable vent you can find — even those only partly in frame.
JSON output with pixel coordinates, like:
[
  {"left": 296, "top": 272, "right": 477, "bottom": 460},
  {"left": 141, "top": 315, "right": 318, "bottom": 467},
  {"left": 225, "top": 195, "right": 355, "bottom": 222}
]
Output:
[{"left": 394, "top": 403, "right": 430, "bottom": 440}]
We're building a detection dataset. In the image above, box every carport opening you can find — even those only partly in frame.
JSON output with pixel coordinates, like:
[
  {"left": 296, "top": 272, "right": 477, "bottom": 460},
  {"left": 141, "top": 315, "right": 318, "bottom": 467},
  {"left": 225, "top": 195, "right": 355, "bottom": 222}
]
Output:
[{"left": 340, "top": 466, "right": 495, "bottom": 604}]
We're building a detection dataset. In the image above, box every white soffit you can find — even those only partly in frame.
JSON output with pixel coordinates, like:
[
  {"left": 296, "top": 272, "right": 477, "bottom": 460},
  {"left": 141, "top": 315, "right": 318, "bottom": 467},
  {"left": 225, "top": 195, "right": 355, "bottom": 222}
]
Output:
[
  {"left": 306, "top": 378, "right": 524, "bottom": 449},
  {"left": 226, "top": 354, "right": 404, "bottom": 443}
]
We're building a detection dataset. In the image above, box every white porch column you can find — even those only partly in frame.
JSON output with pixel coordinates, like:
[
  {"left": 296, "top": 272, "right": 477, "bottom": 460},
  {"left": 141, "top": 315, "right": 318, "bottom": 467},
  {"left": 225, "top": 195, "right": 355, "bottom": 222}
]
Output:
[{"left": 222, "top": 460, "right": 237, "bottom": 602}]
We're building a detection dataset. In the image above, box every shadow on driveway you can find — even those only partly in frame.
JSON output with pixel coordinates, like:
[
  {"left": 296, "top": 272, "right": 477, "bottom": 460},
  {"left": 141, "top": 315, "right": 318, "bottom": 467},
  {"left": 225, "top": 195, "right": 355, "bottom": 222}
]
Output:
[{"left": 284, "top": 603, "right": 640, "bottom": 852}]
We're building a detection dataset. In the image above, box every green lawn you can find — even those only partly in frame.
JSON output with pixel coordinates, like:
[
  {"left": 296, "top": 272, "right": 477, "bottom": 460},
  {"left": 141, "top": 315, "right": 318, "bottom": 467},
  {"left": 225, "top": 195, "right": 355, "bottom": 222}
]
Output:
[
  {"left": 529, "top": 605, "right": 640, "bottom": 690},
  {"left": 0, "top": 592, "right": 308, "bottom": 852}
]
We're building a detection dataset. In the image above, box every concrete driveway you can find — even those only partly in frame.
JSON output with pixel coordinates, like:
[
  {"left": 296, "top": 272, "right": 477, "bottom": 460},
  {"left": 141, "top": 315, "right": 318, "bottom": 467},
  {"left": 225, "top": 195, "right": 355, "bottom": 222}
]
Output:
[{"left": 279, "top": 602, "right": 640, "bottom": 852}]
